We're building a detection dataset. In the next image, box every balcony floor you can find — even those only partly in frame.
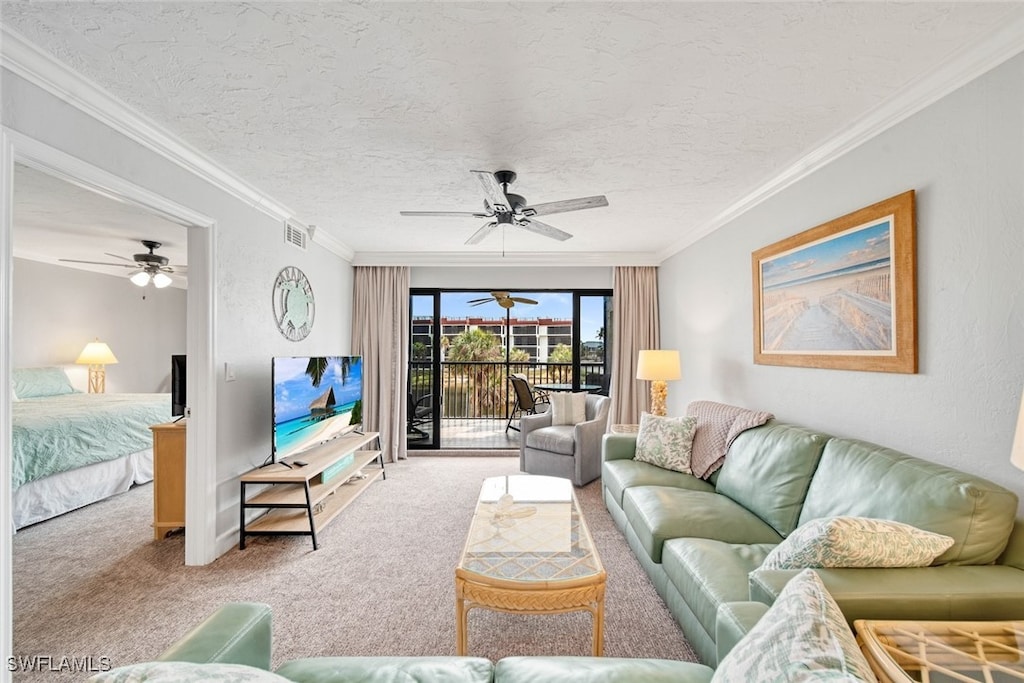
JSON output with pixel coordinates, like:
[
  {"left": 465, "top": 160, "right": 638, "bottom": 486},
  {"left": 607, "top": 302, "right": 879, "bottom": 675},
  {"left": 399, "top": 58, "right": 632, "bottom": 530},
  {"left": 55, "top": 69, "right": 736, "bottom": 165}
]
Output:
[{"left": 408, "top": 417, "right": 522, "bottom": 451}]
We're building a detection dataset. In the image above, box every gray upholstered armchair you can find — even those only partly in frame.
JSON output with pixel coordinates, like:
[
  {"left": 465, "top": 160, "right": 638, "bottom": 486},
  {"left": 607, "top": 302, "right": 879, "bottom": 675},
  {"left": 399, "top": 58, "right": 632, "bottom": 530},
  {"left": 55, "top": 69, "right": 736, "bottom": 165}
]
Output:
[{"left": 519, "top": 394, "right": 610, "bottom": 486}]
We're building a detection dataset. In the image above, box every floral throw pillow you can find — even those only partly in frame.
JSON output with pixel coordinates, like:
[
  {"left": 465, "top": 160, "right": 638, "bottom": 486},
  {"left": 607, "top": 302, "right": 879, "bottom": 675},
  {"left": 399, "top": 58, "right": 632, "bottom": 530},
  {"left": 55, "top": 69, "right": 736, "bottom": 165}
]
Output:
[
  {"left": 713, "top": 569, "right": 876, "bottom": 682},
  {"left": 633, "top": 412, "right": 698, "bottom": 474},
  {"left": 760, "top": 516, "right": 955, "bottom": 570}
]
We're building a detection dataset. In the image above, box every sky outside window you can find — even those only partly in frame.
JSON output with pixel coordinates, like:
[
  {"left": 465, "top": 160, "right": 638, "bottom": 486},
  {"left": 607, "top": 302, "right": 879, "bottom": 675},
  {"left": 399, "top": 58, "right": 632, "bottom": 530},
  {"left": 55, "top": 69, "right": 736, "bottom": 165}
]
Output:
[{"left": 409, "top": 292, "right": 604, "bottom": 343}]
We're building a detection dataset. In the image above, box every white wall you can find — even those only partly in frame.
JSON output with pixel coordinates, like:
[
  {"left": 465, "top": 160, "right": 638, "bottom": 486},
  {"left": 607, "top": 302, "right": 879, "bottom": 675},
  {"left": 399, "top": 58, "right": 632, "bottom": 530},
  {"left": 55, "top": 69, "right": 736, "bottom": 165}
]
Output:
[
  {"left": 2, "top": 68, "right": 355, "bottom": 550},
  {"left": 12, "top": 258, "right": 186, "bottom": 393},
  {"left": 659, "top": 54, "right": 1024, "bottom": 509},
  {"left": 412, "top": 265, "right": 611, "bottom": 290}
]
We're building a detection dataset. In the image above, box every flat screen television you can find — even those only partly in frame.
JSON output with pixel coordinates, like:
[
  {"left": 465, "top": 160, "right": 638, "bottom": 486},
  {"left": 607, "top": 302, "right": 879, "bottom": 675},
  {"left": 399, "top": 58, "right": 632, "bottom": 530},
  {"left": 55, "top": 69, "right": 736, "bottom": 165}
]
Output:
[
  {"left": 272, "top": 355, "right": 363, "bottom": 463},
  {"left": 171, "top": 354, "right": 187, "bottom": 418}
]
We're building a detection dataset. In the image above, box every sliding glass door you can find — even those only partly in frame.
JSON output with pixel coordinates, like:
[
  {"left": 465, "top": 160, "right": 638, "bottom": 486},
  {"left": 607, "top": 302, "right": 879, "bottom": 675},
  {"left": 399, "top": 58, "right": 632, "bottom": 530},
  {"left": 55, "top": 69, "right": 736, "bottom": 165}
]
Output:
[{"left": 409, "top": 288, "right": 612, "bottom": 450}]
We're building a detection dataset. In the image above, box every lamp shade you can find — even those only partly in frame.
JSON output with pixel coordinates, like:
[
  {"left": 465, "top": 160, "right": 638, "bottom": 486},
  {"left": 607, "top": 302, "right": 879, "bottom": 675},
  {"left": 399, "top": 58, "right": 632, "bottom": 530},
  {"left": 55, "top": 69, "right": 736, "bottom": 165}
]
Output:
[
  {"left": 1012, "top": 388, "right": 1024, "bottom": 471},
  {"left": 76, "top": 341, "right": 118, "bottom": 366},
  {"left": 130, "top": 271, "right": 151, "bottom": 287},
  {"left": 636, "top": 350, "right": 681, "bottom": 381},
  {"left": 152, "top": 272, "right": 173, "bottom": 288}
]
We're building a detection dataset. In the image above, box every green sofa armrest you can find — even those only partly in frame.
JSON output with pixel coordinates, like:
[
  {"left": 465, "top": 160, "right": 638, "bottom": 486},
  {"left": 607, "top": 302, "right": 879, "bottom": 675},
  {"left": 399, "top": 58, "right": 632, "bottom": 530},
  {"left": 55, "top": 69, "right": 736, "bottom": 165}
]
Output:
[
  {"left": 999, "top": 519, "right": 1024, "bottom": 570},
  {"left": 277, "top": 656, "right": 494, "bottom": 683},
  {"left": 715, "top": 601, "right": 769, "bottom": 666},
  {"left": 158, "top": 602, "right": 272, "bottom": 670},
  {"left": 494, "top": 656, "right": 713, "bottom": 683},
  {"left": 602, "top": 433, "right": 638, "bottom": 461}
]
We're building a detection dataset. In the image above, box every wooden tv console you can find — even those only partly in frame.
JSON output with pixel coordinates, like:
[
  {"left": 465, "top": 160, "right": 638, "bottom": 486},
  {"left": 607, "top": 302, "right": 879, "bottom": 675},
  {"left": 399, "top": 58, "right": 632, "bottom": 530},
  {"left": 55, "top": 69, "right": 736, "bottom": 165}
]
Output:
[{"left": 238, "top": 431, "right": 383, "bottom": 550}]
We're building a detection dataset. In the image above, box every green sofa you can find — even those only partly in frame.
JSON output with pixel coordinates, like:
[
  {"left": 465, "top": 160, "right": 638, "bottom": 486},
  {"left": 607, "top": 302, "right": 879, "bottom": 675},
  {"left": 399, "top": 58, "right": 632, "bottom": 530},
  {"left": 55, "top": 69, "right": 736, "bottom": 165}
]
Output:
[
  {"left": 92, "top": 601, "right": 747, "bottom": 682},
  {"left": 602, "top": 420, "right": 1024, "bottom": 666}
]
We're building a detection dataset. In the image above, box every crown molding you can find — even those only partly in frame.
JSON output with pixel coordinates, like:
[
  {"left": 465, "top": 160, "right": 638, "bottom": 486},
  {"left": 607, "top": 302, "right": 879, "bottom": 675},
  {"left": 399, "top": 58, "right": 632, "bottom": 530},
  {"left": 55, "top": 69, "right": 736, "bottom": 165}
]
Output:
[
  {"left": 351, "top": 250, "right": 660, "bottom": 267},
  {"left": 0, "top": 26, "right": 355, "bottom": 263},
  {"left": 657, "top": 15, "right": 1024, "bottom": 262}
]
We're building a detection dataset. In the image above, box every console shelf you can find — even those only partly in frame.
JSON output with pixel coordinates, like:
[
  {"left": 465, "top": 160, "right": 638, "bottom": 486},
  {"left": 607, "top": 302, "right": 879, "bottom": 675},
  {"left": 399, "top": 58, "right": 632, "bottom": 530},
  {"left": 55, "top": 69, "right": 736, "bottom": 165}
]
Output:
[{"left": 239, "top": 431, "right": 383, "bottom": 550}]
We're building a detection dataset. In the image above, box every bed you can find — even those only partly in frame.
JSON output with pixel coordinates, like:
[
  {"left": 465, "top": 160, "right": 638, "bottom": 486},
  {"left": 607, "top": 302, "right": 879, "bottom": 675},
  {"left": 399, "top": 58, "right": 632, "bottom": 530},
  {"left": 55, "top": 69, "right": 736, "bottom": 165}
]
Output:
[{"left": 11, "top": 366, "right": 172, "bottom": 530}]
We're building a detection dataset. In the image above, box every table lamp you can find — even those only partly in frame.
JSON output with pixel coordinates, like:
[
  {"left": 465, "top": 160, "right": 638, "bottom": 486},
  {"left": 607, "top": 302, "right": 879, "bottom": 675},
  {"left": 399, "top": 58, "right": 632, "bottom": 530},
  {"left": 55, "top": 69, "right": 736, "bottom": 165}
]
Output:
[
  {"left": 76, "top": 339, "right": 118, "bottom": 394},
  {"left": 636, "top": 349, "right": 681, "bottom": 417},
  {"left": 1012, "top": 388, "right": 1024, "bottom": 471}
]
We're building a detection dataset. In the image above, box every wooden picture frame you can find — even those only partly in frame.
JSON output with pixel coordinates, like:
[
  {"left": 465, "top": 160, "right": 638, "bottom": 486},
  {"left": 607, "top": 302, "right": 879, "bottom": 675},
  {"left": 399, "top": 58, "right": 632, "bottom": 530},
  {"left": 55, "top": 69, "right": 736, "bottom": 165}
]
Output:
[{"left": 752, "top": 190, "right": 917, "bottom": 373}]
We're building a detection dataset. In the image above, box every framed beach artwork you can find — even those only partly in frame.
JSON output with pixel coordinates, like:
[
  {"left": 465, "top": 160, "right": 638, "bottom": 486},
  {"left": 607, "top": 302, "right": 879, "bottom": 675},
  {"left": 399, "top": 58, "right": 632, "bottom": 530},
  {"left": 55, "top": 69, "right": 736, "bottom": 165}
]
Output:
[{"left": 752, "top": 190, "right": 917, "bottom": 373}]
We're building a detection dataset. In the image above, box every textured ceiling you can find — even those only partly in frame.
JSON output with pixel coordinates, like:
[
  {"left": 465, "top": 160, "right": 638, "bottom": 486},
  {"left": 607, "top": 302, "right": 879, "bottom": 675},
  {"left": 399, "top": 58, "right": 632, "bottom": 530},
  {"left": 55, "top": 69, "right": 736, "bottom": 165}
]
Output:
[
  {"left": 13, "top": 164, "right": 188, "bottom": 286},
  {"left": 4, "top": 2, "right": 1023, "bottom": 261}
]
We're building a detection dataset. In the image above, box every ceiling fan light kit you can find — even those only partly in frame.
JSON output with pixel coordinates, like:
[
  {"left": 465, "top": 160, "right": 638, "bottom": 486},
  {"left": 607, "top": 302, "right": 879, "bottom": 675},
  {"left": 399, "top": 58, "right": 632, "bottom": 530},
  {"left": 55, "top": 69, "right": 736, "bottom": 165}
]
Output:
[{"left": 401, "top": 170, "right": 609, "bottom": 245}]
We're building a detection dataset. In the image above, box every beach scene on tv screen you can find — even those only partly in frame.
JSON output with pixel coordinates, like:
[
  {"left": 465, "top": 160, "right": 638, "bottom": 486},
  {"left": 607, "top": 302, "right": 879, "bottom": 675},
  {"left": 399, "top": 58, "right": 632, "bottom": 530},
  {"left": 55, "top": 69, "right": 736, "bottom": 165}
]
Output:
[{"left": 274, "top": 356, "right": 362, "bottom": 460}]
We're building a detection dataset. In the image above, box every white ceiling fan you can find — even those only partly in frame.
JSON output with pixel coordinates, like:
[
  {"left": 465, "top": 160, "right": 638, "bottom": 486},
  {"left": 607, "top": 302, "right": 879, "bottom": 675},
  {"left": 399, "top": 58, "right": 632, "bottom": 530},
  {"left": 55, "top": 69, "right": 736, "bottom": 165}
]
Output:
[{"left": 400, "top": 170, "right": 609, "bottom": 245}]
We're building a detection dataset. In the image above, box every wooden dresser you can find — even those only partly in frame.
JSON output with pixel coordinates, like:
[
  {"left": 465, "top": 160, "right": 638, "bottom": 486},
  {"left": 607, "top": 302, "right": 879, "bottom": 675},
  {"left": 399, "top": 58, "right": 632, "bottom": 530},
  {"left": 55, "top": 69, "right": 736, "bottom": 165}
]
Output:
[{"left": 150, "top": 421, "right": 186, "bottom": 540}]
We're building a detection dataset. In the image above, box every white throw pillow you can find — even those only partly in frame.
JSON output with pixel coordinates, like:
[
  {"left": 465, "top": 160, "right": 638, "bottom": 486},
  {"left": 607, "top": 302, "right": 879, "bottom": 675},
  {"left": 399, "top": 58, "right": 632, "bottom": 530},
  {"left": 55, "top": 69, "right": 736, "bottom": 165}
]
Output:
[
  {"left": 633, "top": 412, "right": 697, "bottom": 474},
  {"left": 549, "top": 392, "right": 587, "bottom": 426},
  {"left": 712, "top": 569, "right": 875, "bottom": 682},
  {"left": 761, "top": 516, "right": 955, "bottom": 570}
]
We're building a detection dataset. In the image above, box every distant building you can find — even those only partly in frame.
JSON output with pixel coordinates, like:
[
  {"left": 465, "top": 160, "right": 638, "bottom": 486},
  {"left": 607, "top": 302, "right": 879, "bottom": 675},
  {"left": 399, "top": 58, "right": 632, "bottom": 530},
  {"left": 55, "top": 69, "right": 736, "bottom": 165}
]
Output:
[{"left": 411, "top": 316, "right": 573, "bottom": 362}]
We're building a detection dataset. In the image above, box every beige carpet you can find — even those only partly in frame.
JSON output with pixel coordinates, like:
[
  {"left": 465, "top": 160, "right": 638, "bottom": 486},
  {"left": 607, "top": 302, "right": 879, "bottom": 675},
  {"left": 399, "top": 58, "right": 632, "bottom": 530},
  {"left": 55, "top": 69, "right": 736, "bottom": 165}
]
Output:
[{"left": 12, "top": 456, "right": 696, "bottom": 679}]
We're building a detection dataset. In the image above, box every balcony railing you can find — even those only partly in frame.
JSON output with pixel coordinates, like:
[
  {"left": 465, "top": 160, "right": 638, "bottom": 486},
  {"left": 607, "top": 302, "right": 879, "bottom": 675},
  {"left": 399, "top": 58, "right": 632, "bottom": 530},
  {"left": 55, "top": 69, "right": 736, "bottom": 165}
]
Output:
[{"left": 409, "top": 360, "right": 607, "bottom": 420}]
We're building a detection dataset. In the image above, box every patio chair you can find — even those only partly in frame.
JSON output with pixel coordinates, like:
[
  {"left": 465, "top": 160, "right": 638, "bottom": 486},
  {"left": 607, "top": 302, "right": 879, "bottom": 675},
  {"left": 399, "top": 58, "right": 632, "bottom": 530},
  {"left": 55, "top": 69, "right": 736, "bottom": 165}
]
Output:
[
  {"left": 407, "top": 392, "right": 432, "bottom": 440},
  {"left": 506, "top": 374, "right": 549, "bottom": 433}
]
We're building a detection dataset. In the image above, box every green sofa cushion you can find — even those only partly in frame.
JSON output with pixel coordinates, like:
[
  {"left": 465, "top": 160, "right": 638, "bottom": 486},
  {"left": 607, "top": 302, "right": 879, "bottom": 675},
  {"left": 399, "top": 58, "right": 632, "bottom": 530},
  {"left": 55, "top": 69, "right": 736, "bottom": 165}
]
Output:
[
  {"left": 603, "top": 459, "right": 715, "bottom": 509},
  {"left": 623, "top": 487, "right": 782, "bottom": 563},
  {"left": 714, "top": 422, "right": 828, "bottom": 537},
  {"left": 750, "top": 565, "right": 1024, "bottom": 624},
  {"left": 799, "top": 438, "right": 1019, "bottom": 565},
  {"left": 494, "top": 656, "right": 713, "bottom": 683},
  {"left": 276, "top": 657, "right": 494, "bottom": 683},
  {"left": 662, "top": 539, "right": 775, "bottom": 640}
]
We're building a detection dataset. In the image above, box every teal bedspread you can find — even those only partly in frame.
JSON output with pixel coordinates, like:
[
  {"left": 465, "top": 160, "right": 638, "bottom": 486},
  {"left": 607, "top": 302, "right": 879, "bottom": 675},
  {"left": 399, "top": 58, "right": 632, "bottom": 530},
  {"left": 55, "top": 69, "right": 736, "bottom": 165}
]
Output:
[{"left": 12, "top": 393, "right": 172, "bottom": 489}]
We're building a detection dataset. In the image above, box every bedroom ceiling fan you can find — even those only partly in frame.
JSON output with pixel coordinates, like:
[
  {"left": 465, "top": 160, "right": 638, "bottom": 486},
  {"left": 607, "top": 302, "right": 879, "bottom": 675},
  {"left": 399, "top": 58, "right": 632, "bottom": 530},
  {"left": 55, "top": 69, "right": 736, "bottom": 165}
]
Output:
[
  {"left": 400, "top": 170, "right": 609, "bottom": 245},
  {"left": 467, "top": 291, "right": 538, "bottom": 309},
  {"left": 59, "top": 239, "right": 185, "bottom": 288}
]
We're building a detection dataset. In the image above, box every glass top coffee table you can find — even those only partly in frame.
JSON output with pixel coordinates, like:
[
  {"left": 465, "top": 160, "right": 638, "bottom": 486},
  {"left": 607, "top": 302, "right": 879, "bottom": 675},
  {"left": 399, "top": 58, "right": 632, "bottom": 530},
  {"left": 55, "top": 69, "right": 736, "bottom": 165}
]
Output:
[
  {"left": 455, "top": 474, "right": 606, "bottom": 656},
  {"left": 855, "top": 619, "right": 1024, "bottom": 682}
]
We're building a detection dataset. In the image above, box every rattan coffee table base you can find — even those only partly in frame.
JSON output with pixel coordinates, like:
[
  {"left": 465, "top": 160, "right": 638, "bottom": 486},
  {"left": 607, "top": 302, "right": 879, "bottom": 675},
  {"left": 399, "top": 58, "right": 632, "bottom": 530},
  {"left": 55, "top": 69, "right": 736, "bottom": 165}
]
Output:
[{"left": 455, "top": 571, "right": 606, "bottom": 656}]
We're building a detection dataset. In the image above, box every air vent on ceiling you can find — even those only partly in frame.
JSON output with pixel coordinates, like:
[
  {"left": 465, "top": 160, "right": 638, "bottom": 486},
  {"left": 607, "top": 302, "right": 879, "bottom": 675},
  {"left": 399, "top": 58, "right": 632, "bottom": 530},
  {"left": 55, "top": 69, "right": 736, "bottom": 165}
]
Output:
[{"left": 284, "top": 220, "right": 308, "bottom": 251}]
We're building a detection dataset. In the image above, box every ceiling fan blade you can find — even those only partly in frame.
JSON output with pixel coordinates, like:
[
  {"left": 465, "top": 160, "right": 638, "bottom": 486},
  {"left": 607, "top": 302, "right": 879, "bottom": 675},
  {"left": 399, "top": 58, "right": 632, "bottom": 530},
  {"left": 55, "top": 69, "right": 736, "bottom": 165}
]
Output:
[
  {"left": 517, "top": 218, "right": 573, "bottom": 242},
  {"left": 469, "top": 300, "right": 495, "bottom": 307},
  {"left": 104, "top": 252, "right": 135, "bottom": 262},
  {"left": 466, "top": 297, "right": 494, "bottom": 304},
  {"left": 465, "top": 221, "right": 498, "bottom": 245},
  {"left": 491, "top": 291, "right": 510, "bottom": 298},
  {"left": 522, "top": 195, "right": 608, "bottom": 217},
  {"left": 510, "top": 297, "right": 538, "bottom": 305},
  {"left": 400, "top": 211, "right": 491, "bottom": 218},
  {"left": 58, "top": 258, "right": 136, "bottom": 268},
  {"left": 470, "top": 170, "right": 510, "bottom": 213}
]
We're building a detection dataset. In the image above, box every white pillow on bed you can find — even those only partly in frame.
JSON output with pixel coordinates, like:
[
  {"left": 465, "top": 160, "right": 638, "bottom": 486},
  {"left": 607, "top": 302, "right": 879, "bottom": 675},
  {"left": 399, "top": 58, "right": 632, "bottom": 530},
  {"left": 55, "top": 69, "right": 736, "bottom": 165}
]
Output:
[
  {"left": 12, "top": 367, "right": 77, "bottom": 399},
  {"left": 10, "top": 381, "right": 18, "bottom": 402}
]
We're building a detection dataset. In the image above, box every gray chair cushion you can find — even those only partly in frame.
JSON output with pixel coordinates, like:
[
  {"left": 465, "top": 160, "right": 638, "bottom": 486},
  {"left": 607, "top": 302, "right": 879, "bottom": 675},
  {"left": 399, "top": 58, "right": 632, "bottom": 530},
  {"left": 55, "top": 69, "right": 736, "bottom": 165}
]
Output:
[{"left": 525, "top": 425, "right": 576, "bottom": 455}]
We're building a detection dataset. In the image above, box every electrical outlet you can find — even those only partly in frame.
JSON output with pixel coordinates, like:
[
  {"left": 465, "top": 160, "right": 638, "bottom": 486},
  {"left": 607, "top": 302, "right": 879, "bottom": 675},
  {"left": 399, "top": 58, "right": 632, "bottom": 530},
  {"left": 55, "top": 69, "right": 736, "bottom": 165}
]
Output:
[{"left": 225, "top": 362, "right": 236, "bottom": 382}]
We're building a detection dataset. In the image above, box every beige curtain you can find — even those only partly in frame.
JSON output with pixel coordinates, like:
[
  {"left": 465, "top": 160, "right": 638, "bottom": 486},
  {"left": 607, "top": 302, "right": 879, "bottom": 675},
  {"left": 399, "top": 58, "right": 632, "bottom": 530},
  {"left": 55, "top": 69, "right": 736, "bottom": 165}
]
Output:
[
  {"left": 609, "top": 266, "right": 660, "bottom": 424},
  {"left": 352, "top": 266, "right": 410, "bottom": 463}
]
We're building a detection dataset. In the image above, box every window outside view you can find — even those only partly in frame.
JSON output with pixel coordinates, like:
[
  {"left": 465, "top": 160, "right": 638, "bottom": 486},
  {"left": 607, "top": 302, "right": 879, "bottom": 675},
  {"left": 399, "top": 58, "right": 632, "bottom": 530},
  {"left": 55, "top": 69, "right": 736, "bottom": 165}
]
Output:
[{"left": 410, "top": 291, "right": 611, "bottom": 448}]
